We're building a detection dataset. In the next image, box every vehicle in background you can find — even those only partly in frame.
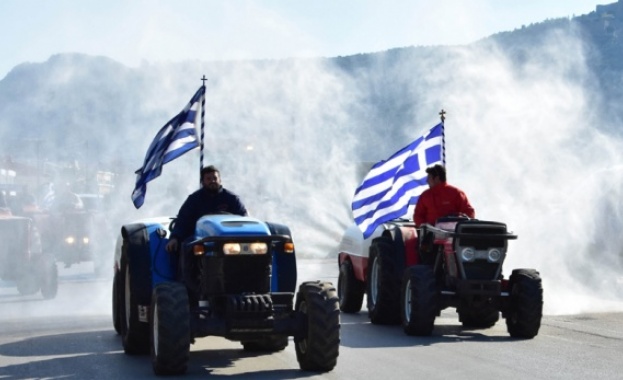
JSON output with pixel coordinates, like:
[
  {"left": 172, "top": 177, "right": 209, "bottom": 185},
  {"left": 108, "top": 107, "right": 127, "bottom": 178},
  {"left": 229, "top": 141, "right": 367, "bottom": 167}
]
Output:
[{"left": 0, "top": 212, "right": 58, "bottom": 299}]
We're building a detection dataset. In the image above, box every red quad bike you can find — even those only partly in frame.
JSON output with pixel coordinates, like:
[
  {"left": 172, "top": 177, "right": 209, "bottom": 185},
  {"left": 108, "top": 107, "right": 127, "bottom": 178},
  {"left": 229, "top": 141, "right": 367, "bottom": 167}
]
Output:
[
  {"left": 0, "top": 213, "right": 58, "bottom": 299},
  {"left": 337, "top": 216, "right": 543, "bottom": 338}
]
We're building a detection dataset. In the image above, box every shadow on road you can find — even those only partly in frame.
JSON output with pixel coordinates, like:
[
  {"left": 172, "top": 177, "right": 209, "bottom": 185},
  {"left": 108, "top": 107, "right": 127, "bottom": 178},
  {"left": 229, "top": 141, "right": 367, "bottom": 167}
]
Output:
[
  {"left": 339, "top": 312, "right": 512, "bottom": 348},
  {"left": 0, "top": 330, "right": 323, "bottom": 379}
]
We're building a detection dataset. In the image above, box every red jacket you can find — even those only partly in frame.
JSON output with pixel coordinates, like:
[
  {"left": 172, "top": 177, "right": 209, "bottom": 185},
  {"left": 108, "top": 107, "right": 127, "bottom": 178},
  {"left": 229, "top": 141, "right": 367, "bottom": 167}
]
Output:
[{"left": 413, "top": 183, "right": 475, "bottom": 226}]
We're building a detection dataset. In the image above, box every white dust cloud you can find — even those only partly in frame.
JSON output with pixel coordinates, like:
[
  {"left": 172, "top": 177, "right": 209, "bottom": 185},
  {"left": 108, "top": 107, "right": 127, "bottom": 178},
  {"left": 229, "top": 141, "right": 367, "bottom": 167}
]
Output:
[
  {"left": 393, "top": 28, "right": 623, "bottom": 315},
  {"left": 3, "top": 21, "right": 622, "bottom": 320}
]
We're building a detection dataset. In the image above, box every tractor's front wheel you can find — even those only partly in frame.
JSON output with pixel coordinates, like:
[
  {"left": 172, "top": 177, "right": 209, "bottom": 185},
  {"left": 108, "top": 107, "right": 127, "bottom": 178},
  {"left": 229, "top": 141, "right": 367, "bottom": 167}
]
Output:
[
  {"left": 505, "top": 269, "right": 543, "bottom": 339},
  {"left": 150, "top": 282, "right": 190, "bottom": 376},
  {"left": 338, "top": 260, "right": 364, "bottom": 313},
  {"left": 400, "top": 265, "right": 438, "bottom": 336},
  {"left": 294, "top": 281, "right": 340, "bottom": 372}
]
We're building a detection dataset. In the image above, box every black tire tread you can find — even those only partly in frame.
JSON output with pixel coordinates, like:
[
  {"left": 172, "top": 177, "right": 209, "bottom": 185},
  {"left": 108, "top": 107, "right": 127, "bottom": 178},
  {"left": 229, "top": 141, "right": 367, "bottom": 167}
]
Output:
[
  {"left": 505, "top": 269, "right": 543, "bottom": 339},
  {"left": 367, "top": 238, "right": 401, "bottom": 324},
  {"left": 150, "top": 282, "right": 191, "bottom": 376},
  {"left": 120, "top": 255, "right": 149, "bottom": 355},
  {"left": 338, "top": 260, "right": 364, "bottom": 313},
  {"left": 401, "top": 265, "right": 438, "bottom": 336},
  {"left": 295, "top": 281, "right": 340, "bottom": 372}
]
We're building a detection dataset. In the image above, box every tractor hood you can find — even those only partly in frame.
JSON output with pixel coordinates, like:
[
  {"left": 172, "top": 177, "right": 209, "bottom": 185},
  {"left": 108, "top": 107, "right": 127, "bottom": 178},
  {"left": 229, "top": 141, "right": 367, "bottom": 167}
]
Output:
[{"left": 195, "top": 214, "right": 271, "bottom": 238}]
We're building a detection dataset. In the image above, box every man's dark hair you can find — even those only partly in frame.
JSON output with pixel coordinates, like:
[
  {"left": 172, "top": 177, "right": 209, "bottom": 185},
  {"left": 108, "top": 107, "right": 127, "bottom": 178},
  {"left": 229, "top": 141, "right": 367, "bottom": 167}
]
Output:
[
  {"left": 426, "top": 164, "right": 446, "bottom": 182},
  {"left": 200, "top": 165, "right": 220, "bottom": 178}
]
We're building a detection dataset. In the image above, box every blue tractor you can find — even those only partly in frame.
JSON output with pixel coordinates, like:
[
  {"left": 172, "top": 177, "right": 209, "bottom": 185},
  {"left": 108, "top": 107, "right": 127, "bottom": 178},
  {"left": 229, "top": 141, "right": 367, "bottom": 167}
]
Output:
[{"left": 112, "top": 214, "right": 340, "bottom": 375}]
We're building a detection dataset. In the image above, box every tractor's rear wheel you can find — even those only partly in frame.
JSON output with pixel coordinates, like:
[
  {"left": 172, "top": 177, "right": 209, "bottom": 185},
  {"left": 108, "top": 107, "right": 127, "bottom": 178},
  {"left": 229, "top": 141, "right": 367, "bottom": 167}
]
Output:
[
  {"left": 338, "top": 260, "right": 364, "bottom": 313},
  {"left": 294, "top": 281, "right": 340, "bottom": 372},
  {"left": 505, "top": 269, "right": 543, "bottom": 339},
  {"left": 401, "top": 265, "right": 438, "bottom": 336},
  {"left": 150, "top": 282, "right": 190, "bottom": 376},
  {"left": 120, "top": 255, "right": 149, "bottom": 354},
  {"left": 367, "top": 238, "right": 401, "bottom": 324}
]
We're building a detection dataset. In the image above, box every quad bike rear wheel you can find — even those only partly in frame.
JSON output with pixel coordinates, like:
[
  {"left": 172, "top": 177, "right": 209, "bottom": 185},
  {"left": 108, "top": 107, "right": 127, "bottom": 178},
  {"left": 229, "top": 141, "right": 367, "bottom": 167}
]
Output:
[{"left": 338, "top": 260, "right": 364, "bottom": 313}]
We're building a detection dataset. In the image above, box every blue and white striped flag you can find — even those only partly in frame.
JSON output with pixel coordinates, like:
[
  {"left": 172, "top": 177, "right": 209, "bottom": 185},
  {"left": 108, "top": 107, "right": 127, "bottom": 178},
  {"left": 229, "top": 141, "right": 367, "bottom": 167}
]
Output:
[
  {"left": 131, "top": 86, "right": 205, "bottom": 209},
  {"left": 352, "top": 123, "right": 444, "bottom": 238}
]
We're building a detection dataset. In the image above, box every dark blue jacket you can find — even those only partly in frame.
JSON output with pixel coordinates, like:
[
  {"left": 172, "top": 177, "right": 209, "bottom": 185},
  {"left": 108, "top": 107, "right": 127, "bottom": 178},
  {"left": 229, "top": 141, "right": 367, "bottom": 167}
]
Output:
[{"left": 170, "top": 186, "right": 247, "bottom": 241}]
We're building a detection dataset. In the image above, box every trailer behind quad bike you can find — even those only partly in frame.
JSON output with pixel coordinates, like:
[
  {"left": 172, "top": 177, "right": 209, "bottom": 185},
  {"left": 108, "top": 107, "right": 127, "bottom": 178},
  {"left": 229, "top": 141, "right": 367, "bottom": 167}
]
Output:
[
  {"left": 337, "top": 216, "right": 543, "bottom": 338},
  {"left": 113, "top": 214, "right": 340, "bottom": 375}
]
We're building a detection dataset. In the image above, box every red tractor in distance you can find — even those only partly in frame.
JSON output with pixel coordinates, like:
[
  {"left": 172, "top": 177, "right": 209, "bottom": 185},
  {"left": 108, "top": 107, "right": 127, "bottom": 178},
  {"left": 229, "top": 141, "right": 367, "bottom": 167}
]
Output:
[{"left": 337, "top": 216, "right": 543, "bottom": 338}]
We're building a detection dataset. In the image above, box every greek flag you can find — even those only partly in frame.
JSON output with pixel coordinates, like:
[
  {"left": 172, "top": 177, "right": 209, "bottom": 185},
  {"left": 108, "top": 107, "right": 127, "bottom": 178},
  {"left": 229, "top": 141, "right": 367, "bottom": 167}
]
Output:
[
  {"left": 132, "top": 86, "right": 205, "bottom": 209},
  {"left": 352, "top": 123, "right": 444, "bottom": 238}
]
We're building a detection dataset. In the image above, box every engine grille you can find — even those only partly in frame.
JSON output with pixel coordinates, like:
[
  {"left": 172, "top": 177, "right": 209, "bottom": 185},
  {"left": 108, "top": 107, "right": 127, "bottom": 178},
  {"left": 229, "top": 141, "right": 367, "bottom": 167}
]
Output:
[
  {"left": 463, "top": 261, "right": 500, "bottom": 281},
  {"left": 200, "top": 254, "right": 272, "bottom": 295}
]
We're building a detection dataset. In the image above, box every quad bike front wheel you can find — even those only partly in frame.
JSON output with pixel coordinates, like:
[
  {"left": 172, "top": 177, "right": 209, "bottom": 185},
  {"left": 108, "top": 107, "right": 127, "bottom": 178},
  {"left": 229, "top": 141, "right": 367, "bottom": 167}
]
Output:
[{"left": 294, "top": 281, "right": 340, "bottom": 372}]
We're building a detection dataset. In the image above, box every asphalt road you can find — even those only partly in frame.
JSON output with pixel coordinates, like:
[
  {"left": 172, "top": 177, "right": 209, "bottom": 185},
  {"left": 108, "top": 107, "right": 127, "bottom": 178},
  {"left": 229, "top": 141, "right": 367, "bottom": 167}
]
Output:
[{"left": 0, "top": 260, "right": 622, "bottom": 379}]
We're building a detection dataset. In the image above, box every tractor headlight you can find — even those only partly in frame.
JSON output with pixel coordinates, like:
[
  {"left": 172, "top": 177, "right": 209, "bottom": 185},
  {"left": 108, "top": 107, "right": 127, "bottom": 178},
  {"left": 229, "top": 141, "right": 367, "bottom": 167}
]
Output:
[
  {"left": 65, "top": 236, "right": 75, "bottom": 245},
  {"left": 223, "top": 242, "right": 268, "bottom": 255},
  {"left": 223, "top": 243, "right": 241, "bottom": 255},
  {"left": 250, "top": 242, "right": 268, "bottom": 254},
  {"left": 488, "top": 249, "right": 502, "bottom": 262},
  {"left": 83, "top": 237, "right": 89, "bottom": 245},
  {"left": 460, "top": 248, "right": 475, "bottom": 262}
]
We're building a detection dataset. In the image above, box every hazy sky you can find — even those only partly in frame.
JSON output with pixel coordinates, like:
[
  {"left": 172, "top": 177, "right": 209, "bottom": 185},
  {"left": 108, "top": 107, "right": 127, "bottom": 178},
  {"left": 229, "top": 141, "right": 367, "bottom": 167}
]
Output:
[{"left": 0, "top": 0, "right": 609, "bottom": 79}]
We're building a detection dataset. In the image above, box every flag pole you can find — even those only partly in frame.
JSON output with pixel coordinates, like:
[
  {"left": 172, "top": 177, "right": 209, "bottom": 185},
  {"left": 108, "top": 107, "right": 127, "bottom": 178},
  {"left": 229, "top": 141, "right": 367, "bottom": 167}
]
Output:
[
  {"left": 200, "top": 75, "right": 207, "bottom": 184},
  {"left": 439, "top": 109, "right": 446, "bottom": 167}
]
